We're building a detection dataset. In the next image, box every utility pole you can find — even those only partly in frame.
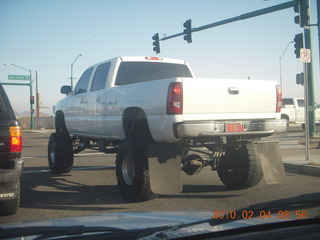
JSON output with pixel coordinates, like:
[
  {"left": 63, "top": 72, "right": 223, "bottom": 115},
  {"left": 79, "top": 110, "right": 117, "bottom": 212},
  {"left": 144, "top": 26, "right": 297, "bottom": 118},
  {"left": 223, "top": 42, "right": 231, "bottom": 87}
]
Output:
[
  {"left": 36, "top": 71, "right": 40, "bottom": 118},
  {"left": 71, "top": 53, "right": 84, "bottom": 89},
  {"left": 280, "top": 41, "right": 294, "bottom": 88}
]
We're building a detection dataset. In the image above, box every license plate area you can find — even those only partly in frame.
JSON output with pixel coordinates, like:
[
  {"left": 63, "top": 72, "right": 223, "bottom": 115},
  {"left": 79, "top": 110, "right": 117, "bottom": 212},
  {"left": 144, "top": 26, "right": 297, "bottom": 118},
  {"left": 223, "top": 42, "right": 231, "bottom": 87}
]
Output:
[{"left": 225, "top": 123, "right": 244, "bottom": 133}]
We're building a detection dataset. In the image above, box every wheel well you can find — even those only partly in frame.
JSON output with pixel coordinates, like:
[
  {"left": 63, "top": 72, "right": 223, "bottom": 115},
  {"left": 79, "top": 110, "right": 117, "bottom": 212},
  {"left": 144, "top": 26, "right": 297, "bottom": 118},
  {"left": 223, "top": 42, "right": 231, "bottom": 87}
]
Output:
[
  {"left": 281, "top": 114, "right": 289, "bottom": 121},
  {"left": 122, "top": 108, "right": 153, "bottom": 141},
  {"left": 55, "top": 111, "right": 68, "bottom": 132}
]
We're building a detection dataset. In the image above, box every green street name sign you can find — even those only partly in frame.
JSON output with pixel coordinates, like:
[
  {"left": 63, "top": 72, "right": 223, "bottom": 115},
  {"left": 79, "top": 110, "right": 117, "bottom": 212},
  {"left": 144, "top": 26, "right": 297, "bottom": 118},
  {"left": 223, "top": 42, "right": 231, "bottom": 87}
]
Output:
[{"left": 8, "top": 75, "right": 31, "bottom": 80}]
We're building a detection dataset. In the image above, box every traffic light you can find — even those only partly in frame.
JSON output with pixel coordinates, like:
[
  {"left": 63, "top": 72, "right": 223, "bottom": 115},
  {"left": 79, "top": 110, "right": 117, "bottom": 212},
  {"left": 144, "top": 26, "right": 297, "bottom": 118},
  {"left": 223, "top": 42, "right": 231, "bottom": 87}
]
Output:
[
  {"left": 30, "top": 96, "right": 34, "bottom": 104},
  {"left": 294, "top": 33, "right": 303, "bottom": 58},
  {"left": 296, "top": 73, "right": 304, "bottom": 85},
  {"left": 183, "top": 19, "right": 192, "bottom": 43},
  {"left": 293, "top": 0, "right": 309, "bottom": 28},
  {"left": 152, "top": 33, "right": 160, "bottom": 54}
]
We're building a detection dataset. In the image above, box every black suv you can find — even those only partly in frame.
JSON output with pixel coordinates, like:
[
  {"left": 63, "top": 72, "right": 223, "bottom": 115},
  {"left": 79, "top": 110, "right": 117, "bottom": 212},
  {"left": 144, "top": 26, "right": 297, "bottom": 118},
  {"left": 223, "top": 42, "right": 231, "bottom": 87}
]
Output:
[{"left": 0, "top": 83, "right": 24, "bottom": 215}]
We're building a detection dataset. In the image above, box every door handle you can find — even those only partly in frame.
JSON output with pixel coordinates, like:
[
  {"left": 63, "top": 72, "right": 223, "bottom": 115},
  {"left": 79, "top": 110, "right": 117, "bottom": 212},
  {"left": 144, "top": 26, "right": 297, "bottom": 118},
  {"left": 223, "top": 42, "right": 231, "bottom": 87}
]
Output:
[{"left": 228, "top": 87, "right": 239, "bottom": 95}]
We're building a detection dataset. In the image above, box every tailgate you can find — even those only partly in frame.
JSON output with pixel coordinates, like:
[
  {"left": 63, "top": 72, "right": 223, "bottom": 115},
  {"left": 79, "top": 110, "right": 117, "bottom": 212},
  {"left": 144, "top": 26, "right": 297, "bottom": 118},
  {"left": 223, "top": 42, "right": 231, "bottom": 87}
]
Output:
[{"left": 182, "top": 78, "right": 278, "bottom": 120}]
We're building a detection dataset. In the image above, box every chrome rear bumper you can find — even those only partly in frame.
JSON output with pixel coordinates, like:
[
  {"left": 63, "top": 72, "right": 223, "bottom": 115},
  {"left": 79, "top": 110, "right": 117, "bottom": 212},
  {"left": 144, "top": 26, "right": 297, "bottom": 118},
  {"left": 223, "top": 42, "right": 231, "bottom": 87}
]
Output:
[{"left": 174, "top": 119, "right": 288, "bottom": 138}]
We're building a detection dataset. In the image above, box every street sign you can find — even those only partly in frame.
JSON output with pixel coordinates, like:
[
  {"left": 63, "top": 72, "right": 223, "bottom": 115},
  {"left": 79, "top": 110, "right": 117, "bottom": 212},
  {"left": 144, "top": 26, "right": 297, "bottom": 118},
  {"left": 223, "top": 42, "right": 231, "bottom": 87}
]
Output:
[
  {"left": 8, "top": 75, "right": 30, "bottom": 80},
  {"left": 300, "top": 48, "right": 311, "bottom": 63}
]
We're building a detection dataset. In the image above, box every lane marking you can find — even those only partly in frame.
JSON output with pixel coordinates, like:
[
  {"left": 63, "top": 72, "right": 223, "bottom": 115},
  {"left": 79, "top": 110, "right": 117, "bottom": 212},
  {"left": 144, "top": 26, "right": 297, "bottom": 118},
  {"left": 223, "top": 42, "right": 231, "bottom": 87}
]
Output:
[
  {"left": 23, "top": 166, "right": 115, "bottom": 174},
  {"left": 22, "top": 152, "right": 108, "bottom": 160}
]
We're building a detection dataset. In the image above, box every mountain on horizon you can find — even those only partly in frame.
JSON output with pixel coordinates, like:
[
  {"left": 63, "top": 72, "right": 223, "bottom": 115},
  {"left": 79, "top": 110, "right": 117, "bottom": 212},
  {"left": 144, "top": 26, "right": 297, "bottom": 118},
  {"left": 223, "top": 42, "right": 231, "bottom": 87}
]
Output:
[{"left": 14, "top": 111, "right": 52, "bottom": 117}]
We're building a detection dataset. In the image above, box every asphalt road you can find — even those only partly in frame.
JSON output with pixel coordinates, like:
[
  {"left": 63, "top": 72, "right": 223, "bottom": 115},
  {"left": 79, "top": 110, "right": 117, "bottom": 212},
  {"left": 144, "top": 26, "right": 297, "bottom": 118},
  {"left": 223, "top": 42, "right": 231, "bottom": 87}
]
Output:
[{"left": 1, "top": 126, "right": 319, "bottom": 224}]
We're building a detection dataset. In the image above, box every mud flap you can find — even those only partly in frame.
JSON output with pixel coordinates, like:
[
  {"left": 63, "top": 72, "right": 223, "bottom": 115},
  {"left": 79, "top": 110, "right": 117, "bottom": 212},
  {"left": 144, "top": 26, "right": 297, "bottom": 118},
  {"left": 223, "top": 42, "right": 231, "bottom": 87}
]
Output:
[
  {"left": 253, "top": 140, "right": 286, "bottom": 184},
  {"left": 148, "top": 144, "right": 182, "bottom": 194}
]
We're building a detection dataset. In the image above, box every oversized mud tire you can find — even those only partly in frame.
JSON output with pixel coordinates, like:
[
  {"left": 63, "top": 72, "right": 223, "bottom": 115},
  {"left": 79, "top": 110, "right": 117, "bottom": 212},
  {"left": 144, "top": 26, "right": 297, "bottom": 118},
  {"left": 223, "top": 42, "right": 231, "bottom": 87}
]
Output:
[
  {"left": 116, "top": 138, "right": 155, "bottom": 202},
  {"left": 48, "top": 132, "right": 74, "bottom": 174},
  {"left": 0, "top": 180, "right": 20, "bottom": 216},
  {"left": 217, "top": 144, "right": 263, "bottom": 189}
]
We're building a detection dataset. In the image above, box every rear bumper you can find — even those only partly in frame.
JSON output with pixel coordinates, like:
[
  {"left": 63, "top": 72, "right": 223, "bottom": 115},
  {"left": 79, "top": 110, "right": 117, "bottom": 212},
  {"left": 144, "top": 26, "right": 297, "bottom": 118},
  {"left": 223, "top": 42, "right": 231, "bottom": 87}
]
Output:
[
  {"left": 0, "top": 159, "right": 24, "bottom": 183},
  {"left": 174, "top": 119, "right": 288, "bottom": 139},
  {"left": 0, "top": 158, "right": 23, "bottom": 200}
]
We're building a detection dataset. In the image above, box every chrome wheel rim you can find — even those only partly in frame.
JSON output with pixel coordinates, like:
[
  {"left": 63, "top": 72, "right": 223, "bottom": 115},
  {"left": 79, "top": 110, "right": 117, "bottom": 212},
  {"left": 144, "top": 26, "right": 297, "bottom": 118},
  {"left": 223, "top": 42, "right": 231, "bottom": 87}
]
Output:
[
  {"left": 122, "top": 154, "right": 135, "bottom": 185},
  {"left": 49, "top": 141, "right": 56, "bottom": 164}
]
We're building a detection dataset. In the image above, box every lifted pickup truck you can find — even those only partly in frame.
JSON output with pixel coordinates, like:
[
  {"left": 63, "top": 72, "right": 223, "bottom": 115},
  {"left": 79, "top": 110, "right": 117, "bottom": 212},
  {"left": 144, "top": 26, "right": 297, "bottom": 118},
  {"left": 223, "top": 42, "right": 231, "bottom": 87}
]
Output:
[{"left": 50, "top": 56, "right": 287, "bottom": 202}]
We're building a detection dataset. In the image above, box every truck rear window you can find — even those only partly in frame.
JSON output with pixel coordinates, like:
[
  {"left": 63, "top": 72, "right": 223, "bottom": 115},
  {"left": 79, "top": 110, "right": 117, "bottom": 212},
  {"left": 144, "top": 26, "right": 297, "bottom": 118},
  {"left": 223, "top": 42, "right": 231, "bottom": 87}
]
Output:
[{"left": 115, "top": 62, "right": 192, "bottom": 85}]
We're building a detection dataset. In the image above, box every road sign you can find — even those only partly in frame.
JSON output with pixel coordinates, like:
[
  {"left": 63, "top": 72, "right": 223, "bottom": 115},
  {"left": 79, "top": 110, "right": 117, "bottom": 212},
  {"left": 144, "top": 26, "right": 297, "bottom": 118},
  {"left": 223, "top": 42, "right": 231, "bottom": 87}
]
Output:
[
  {"left": 300, "top": 48, "right": 311, "bottom": 63},
  {"left": 8, "top": 75, "right": 30, "bottom": 80}
]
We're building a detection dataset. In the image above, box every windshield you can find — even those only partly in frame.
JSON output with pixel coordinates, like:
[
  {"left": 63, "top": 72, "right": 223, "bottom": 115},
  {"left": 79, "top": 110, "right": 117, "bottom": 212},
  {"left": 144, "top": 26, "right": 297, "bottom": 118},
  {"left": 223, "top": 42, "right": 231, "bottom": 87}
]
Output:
[{"left": 0, "top": 0, "right": 319, "bottom": 239}]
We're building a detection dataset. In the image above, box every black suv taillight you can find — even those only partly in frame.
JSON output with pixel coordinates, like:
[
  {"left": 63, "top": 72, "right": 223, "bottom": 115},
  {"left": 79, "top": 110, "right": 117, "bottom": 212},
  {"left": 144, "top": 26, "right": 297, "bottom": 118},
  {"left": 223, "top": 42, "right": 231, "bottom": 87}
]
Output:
[{"left": 10, "top": 126, "right": 22, "bottom": 152}]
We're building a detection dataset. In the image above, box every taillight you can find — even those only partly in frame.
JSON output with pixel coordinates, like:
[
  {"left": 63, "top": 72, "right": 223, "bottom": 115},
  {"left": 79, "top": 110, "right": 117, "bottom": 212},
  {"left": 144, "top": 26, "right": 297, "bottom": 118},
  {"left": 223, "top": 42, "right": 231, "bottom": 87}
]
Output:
[
  {"left": 167, "top": 82, "right": 183, "bottom": 114},
  {"left": 276, "top": 85, "right": 282, "bottom": 112},
  {"left": 10, "top": 126, "right": 22, "bottom": 152}
]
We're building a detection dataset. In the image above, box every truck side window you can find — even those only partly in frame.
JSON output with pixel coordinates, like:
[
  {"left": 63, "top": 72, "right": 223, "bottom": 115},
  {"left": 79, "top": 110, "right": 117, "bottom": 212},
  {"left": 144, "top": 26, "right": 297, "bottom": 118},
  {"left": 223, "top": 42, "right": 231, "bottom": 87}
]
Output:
[
  {"left": 74, "top": 67, "right": 94, "bottom": 94},
  {"left": 282, "top": 99, "right": 294, "bottom": 106},
  {"left": 297, "top": 99, "right": 305, "bottom": 107},
  {"left": 91, "top": 62, "right": 111, "bottom": 91}
]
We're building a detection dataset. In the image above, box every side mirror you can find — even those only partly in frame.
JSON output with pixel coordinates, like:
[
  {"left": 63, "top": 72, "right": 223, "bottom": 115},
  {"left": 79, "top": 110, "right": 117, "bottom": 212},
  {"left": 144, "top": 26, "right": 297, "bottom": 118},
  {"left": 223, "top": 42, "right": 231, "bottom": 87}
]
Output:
[{"left": 60, "top": 85, "right": 72, "bottom": 95}]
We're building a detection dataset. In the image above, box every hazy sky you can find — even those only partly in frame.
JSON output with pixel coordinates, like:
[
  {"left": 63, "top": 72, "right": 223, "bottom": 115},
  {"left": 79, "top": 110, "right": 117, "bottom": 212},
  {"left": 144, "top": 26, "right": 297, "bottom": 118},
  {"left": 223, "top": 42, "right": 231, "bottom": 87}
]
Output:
[{"left": 1, "top": 0, "right": 319, "bottom": 114}]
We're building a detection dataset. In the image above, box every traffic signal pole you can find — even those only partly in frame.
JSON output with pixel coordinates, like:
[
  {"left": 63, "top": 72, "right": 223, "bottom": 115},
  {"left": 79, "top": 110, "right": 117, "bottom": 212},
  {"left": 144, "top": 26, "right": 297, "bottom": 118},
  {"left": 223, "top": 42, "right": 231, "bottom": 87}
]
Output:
[
  {"left": 303, "top": 61, "right": 311, "bottom": 160},
  {"left": 304, "top": 26, "right": 316, "bottom": 137},
  {"left": 158, "top": 1, "right": 297, "bottom": 43}
]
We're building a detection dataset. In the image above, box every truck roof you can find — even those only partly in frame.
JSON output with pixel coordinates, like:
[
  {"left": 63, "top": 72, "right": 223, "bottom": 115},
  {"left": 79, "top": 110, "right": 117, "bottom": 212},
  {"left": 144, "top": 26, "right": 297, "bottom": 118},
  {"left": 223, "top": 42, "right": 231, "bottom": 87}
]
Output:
[
  {"left": 119, "top": 56, "right": 188, "bottom": 65},
  {"left": 88, "top": 56, "right": 189, "bottom": 69}
]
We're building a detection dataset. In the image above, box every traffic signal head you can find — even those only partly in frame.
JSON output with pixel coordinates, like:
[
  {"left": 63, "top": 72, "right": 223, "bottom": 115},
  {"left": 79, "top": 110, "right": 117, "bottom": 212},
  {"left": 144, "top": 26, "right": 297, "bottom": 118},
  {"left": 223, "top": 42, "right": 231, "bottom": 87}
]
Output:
[
  {"left": 294, "top": 33, "right": 303, "bottom": 58},
  {"left": 296, "top": 73, "right": 304, "bottom": 85},
  {"left": 152, "top": 33, "right": 160, "bottom": 54},
  {"left": 293, "top": 0, "right": 309, "bottom": 28},
  {"left": 183, "top": 19, "right": 192, "bottom": 43},
  {"left": 30, "top": 96, "right": 34, "bottom": 104}
]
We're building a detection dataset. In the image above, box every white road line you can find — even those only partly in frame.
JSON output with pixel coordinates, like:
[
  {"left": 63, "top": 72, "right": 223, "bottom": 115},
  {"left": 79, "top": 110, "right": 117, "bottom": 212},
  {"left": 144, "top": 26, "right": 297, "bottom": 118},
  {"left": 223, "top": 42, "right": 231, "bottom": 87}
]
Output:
[
  {"left": 22, "top": 152, "right": 107, "bottom": 160},
  {"left": 23, "top": 165, "right": 115, "bottom": 174}
]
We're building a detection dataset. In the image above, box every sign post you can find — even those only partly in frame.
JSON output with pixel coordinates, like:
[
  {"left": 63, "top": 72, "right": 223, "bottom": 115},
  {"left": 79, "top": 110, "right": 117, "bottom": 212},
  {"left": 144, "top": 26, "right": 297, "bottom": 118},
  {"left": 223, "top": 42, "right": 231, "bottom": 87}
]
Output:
[
  {"left": 300, "top": 48, "right": 311, "bottom": 161},
  {"left": 5, "top": 73, "right": 34, "bottom": 129}
]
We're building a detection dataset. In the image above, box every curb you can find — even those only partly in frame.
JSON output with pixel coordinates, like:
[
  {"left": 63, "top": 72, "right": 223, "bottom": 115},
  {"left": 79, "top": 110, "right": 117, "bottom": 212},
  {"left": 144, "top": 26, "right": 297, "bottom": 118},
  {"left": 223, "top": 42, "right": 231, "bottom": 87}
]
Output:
[
  {"left": 22, "top": 129, "right": 55, "bottom": 133},
  {"left": 283, "top": 163, "right": 320, "bottom": 177}
]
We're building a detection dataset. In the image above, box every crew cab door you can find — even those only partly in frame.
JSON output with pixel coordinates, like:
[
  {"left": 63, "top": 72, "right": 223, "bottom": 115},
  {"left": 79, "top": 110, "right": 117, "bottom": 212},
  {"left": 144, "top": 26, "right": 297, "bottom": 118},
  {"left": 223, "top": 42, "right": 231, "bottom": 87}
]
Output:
[
  {"left": 83, "top": 62, "right": 111, "bottom": 136},
  {"left": 64, "top": 67, "right": 93, "bottom": 134}
]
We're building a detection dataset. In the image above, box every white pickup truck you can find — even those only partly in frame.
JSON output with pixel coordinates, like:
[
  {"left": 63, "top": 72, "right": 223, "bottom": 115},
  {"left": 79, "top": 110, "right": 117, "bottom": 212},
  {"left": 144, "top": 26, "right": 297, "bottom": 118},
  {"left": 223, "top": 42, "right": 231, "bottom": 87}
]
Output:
[
  {"left": 49, "top": 56, "right": 287, "bottom": 202},
  {"left": 281, "top": 98, "right": 320, "bottom": 129}
]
